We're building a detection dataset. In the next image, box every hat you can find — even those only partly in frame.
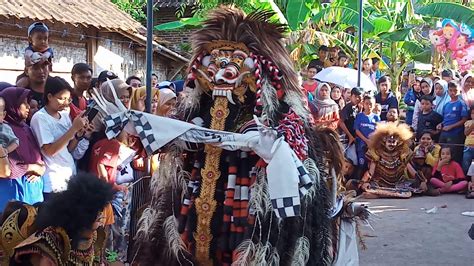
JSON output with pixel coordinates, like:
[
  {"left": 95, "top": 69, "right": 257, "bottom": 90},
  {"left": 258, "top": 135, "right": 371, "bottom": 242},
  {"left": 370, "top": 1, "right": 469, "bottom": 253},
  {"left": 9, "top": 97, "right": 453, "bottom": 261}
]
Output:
[
  {"left": 413, "top": 148, "right": 426, "bottom": 159},
  {"left": 158, "top": 81, "right": 176, "bottom": 91},
  {"left": 351, "top": 87, "right": 363, "bottom": 96},
  {"left": 28, "top": 22, "right": 49, "bottom": 36},
  {"left": 98, "top": 70, "right": 118, "bottom": 83}
]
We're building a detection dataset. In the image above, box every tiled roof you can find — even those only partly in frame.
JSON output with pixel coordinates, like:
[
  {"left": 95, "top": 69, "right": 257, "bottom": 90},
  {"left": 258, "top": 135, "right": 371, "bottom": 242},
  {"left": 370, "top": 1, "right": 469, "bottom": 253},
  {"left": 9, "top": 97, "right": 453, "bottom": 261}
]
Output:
[{"left": 0, "top": 0, "right": 143, "bottom": 35}]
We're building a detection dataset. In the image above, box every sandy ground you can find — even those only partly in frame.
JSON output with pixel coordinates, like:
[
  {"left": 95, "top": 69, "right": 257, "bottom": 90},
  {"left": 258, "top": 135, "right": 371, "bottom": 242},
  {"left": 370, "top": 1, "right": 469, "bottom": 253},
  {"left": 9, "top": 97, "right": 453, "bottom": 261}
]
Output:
[{"left": 358, "top": 194, "right": 474, "bottom": 266}]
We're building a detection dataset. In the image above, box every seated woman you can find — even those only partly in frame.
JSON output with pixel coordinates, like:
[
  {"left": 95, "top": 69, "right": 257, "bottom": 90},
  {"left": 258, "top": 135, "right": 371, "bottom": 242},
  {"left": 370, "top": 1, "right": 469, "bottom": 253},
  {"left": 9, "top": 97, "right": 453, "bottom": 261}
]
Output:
[
  {"left": 309, "top": 82, "right": 340, "bottom": 130},
  {"left": 358, "top": 122, "right": 426, "bottom": 198},
  {"left": 2, "top": 173, "right": 114, "bottom": 265},
  {"left": 430, "top": 146, "right": 468, "bottom": 194},
  {"left": 413, "top": 131, "right": 441, "bottom": 168}
]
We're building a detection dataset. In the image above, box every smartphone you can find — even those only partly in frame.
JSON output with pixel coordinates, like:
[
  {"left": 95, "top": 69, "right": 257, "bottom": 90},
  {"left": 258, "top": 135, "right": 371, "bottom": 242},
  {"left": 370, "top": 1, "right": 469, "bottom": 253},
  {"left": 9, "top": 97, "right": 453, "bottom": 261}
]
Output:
[{"left": 83, "top": 106, "right": 99, "bottom": 121}]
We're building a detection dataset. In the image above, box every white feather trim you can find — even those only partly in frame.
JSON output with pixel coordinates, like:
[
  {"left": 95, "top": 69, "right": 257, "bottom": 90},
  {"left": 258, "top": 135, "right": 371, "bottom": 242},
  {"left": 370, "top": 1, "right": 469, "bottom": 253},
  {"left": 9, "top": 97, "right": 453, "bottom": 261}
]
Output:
[{"left": 291, "top": 236, "right": 310, "bottom": 266}]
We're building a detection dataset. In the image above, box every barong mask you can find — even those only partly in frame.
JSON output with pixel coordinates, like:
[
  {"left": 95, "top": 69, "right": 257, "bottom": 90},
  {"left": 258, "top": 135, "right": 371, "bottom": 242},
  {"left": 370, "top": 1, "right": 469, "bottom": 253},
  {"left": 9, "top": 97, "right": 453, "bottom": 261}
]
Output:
[{"left": 194, "top": 41, "right": 256, "bottom": 104}]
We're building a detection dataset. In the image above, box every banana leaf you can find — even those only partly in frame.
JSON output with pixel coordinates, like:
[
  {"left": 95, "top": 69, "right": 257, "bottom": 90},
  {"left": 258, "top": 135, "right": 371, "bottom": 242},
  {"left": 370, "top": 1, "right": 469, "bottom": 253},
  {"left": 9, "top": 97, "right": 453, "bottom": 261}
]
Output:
[{"left": 416, "top": 3, "right": 474, "bottom": 28}]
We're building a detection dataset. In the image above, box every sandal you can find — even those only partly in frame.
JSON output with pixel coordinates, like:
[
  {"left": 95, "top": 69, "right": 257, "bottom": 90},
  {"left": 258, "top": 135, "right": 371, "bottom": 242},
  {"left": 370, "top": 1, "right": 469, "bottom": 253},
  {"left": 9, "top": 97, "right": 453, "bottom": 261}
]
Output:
[{"left": 466, "top": 182, "right": 474, "bottom": 199}]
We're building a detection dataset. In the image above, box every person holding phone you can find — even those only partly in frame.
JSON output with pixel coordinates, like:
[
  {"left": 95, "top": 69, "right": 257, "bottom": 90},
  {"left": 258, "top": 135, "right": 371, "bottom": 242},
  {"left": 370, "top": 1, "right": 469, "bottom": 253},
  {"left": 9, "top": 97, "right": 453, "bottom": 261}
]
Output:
[{"left": 30, "top": 77, "right": 93, "bottom": 200}]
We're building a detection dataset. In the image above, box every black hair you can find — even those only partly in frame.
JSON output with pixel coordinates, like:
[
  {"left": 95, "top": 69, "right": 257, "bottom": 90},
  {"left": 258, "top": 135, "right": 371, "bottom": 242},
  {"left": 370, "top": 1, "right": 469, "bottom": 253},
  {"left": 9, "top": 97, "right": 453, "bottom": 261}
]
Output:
[
  {"left": 448, "top": 81, "right": 459, "bottom": 89},
  {"left": 378, "top": 75, "right": 391, "bottom": 84},
  {"left": 126, "top": 75, "right": 142, "bottom": 85},
  {"left": 71, "top": 63, "right": 92, "bottom": 76},
  {"left": 371, "top": 57, "right": 380, "bottom": 64},
  {"left": 29, "top": 26, "right": 48, "bottom": 37},
  {"left": 338, "top": 53, "right": 348, "bottom": 60},
  {"left": 420, "top": 130, "right": 434, "bottom": 139},
  {"left": 318, "top": 45, "right": 328, "bottom": 52},
  {"left": 44, "top": 76, "right": 72, "bottom": 104},
  {"left": 34, "top": 173, "right": 114, "bottom": 249},
  {"left": 363, "top": 95, "right": 374, "bottom": 101},
  {"left": 420, "top": 95, "right": 434, "bottom": 103},
  {"left": 363, "top": 58, "right": 372, "bottom": 63},
  {"left": 441, "top": 69, "right": 453, "bottom": 78},
  {"left": 151, "top": 73, "right": 158, "bottom": 78}
]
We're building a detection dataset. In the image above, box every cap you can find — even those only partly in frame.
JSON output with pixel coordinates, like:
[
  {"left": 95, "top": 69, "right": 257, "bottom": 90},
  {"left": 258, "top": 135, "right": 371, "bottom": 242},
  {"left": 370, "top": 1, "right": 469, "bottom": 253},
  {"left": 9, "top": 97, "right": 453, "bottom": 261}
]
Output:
[
  {"left": 97, "top": 70, "right": 118, "bottom": 83},
  {"left": 351, "top": 87, "right": 364, "bottom": 96},
  {"left": 158, "top": 81, "right": 176, "bottom": 90},
  {"left": 413, "top": 148, "right": 426, "bottom": 159},
  {"left": 28, "top": 22, "right": 49, "bottom": 36}
]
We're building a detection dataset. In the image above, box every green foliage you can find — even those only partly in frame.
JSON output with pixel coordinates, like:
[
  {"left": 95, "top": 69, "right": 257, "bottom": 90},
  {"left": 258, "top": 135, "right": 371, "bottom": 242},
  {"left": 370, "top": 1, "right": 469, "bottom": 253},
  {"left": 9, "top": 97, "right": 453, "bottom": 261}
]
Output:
[
  {"left": 312, "top": 6, "right": 375, "bottom": 32},
  {"left": 416, "top": 3, "right": 474, "bottom": 28},
  {"left": 286, "top": 0, "right": 312, "bottom": 30},
  {"left": 111, "top": 0, "right": 147, "bottom": 23}
]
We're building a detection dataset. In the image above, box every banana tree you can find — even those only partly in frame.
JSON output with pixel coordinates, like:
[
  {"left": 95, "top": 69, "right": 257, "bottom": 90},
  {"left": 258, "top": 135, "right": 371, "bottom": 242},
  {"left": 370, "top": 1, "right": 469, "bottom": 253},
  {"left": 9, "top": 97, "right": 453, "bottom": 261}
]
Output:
[{"left": 307, "top": 0, "right": 433, "bottom": 94}]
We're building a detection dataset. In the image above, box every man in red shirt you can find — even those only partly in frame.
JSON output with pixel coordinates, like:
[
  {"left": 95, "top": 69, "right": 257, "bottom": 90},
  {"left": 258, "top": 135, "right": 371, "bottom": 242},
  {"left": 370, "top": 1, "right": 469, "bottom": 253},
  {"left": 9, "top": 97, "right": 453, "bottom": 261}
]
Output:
[{"left": 70, "top": 63, "right": 92, "bottom": 119}]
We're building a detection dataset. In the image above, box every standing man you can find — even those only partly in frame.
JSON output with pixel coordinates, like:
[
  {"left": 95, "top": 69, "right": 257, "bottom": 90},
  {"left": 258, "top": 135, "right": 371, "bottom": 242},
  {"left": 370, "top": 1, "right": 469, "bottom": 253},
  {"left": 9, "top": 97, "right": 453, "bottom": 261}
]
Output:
[
  {"left": 18, "top": 60, "right": 50, "bottom": 111},
  {"left": 70, "top": 63, "right": 92, "bottom": 119},
  {"left": 309, "top": 45, "right": 328, "bottom": 68}
]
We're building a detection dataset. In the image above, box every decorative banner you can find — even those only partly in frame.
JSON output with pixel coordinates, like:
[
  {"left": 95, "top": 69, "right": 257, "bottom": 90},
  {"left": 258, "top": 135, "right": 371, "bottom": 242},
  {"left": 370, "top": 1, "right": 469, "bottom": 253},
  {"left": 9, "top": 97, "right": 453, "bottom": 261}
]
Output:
[{"left": 429, "top": 18, "right": 474, "bottom": 72}]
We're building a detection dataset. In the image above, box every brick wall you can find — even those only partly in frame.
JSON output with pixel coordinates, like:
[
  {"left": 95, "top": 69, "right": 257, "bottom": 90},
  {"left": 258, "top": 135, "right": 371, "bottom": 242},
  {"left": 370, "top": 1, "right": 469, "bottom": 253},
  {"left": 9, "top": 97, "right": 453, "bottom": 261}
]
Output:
[{"left": 154, "top": 8, "right": 194, "bottom": 57}]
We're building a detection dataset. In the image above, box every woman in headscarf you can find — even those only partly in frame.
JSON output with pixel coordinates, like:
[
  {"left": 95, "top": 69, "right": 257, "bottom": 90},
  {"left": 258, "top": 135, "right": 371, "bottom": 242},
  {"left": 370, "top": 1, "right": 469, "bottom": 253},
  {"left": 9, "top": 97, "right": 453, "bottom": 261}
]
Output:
[
  {"left": 130, "top": 86, "right": 160, "bottom": 113},
  {"left": 433, "top": 80, "right": 450, "bottom": 115},
  {"left": 0, "top": 87, "right": 45, "bottom": 211},
  {"left": 157, "top": 88, "right": 177, "bottom": 117},
  {"left": 412, "top": 77, "right": 434, "bottom": 132},
  {"left": 310, "top": 82, "right": 340, "bottom": 130},
  {"left": 461, "top": 73, "right": 474, "bottom": 108}
]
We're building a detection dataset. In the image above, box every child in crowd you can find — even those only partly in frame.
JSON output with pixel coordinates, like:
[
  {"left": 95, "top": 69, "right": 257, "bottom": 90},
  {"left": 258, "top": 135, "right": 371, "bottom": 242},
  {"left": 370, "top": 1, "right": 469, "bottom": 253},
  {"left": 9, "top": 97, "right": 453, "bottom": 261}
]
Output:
[
  {"left": 463, "top": 106, "right": 474, "bottom": 174},
  {"left": 431, "top": 146, "right": 467, "bottom": 194},
  {"left": 414, "top": 131, "right": 441, "bottom": 167},
  {"left": 373, "top": 103, "right": 382, "bottom": 117},
  {"left": 338, "top": 87, "right": 363, "bottom": 164},
  {"left": 342, "top": 157, "right": 356, "bottom": 182},
  {"left": 0, "top": 97, "right": 19, "bottom": 177},
  {"left": 386, "top": 107, "right": 399, "bottom": 123},
  {"left": 409, "top": 148, "right": 433, "bottom": 194},
  {"left": 437, "top": 81, "right": 468, "bottom": 164},
  {"left": 416, "top": 95, "right": 443, "bottom": 141},
  {"left": 404, "top": 77, "right": 422, "bottom": 125},
  {"left": 330, "top": 86, "right": 345, "bottom": 110},
  {"left": 355, "top": 95, "right": 380, "bottom": 173},
  {"left": 24, "top": 22, "right": 53, "bottom": 68}
]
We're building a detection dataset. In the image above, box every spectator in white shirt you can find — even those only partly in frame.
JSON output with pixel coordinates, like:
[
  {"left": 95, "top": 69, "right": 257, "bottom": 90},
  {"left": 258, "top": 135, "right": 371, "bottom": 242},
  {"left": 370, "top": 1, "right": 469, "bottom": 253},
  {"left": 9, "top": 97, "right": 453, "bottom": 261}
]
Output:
[{"left": 30, "top": 77, "right": 93, "bottom": 199}]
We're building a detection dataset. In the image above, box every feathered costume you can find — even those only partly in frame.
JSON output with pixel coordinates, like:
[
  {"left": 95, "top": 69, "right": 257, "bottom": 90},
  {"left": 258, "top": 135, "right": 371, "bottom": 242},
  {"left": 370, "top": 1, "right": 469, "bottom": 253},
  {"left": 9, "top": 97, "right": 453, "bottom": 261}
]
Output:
[
  {"left": 88, "top": 6, "right": 368, "bottom": 265},
  {"left": 359, "top": 122, "right": 423, "bottom": 198},
  {"left": 137, "top": 7, "right": 334, "bottom": 265}
]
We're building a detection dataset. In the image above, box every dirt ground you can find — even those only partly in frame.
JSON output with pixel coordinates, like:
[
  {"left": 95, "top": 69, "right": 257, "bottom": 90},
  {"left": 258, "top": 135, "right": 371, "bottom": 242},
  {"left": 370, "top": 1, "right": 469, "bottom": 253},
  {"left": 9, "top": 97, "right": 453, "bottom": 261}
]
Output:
[{"left": 358, "top": 194, "right": 474, "bottom": 266}]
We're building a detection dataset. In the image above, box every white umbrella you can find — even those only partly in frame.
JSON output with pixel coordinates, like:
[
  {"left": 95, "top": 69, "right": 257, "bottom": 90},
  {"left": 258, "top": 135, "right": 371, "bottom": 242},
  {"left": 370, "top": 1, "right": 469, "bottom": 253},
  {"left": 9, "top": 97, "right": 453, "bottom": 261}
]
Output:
[{"left": 314, "top": 66, "right": 378, "bottom": 93}]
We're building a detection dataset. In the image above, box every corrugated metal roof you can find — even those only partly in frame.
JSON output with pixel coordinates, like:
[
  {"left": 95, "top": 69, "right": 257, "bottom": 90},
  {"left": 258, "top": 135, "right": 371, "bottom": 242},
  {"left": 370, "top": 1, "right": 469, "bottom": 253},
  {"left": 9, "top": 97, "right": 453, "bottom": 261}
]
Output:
[{"left": 0, "top": 0, "right": 144, "bottom": 34}]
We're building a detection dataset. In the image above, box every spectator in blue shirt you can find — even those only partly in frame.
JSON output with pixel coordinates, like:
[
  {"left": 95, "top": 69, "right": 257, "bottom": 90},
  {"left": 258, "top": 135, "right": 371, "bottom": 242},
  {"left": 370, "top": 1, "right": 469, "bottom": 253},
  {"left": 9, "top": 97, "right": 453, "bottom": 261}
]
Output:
[
  {"left": 355, "top": 95, "right": 380, "bottom": 171},
  {"left": 437, "top": 81, "right": 469, "bottom": 164},
  {"left": 375, "top": 76, "right": 398, "bottom": 121}
]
